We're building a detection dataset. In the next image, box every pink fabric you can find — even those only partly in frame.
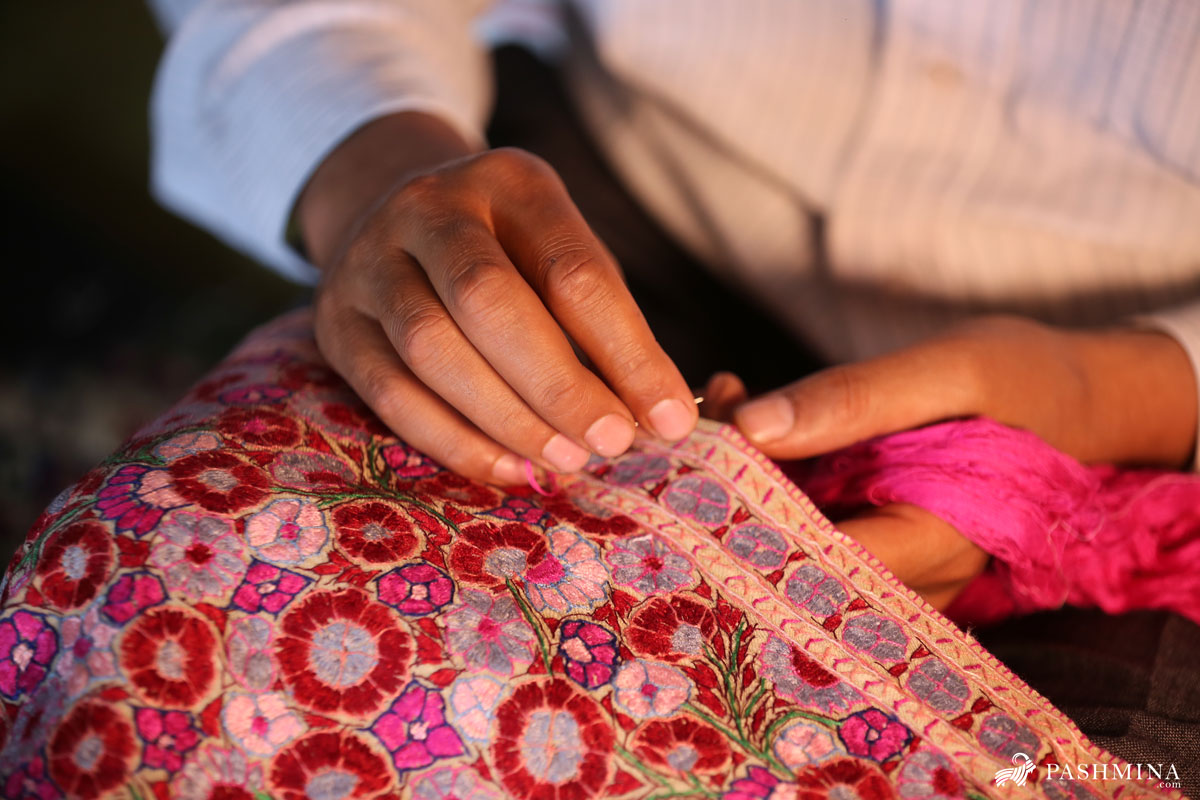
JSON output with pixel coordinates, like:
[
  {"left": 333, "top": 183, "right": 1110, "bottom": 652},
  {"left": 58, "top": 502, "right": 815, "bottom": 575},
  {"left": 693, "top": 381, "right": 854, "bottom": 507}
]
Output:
[{"left": 789, "top": 418, "right": 1200, "bottom": 626}]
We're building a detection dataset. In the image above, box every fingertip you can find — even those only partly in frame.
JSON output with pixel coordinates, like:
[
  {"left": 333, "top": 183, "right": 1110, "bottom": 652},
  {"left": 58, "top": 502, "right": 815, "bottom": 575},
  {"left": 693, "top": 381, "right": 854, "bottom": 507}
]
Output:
[
  {"left": 542, "top": 433, "right": 591, "bottom": 472},
  {"left": 734, "top": 393, "right": 794, "bottom": 445},
  {"left": 490, "top": 453, "right": 527, "bottom": 486},
  {"left": 584, "top": 413, "right": 636, "bottom": 458},
  {"left": 700, "top": 372, "right": 748, "bottom": 421},
  {"left": 647, "top": 397, "right": 698, "bottom": 441}
]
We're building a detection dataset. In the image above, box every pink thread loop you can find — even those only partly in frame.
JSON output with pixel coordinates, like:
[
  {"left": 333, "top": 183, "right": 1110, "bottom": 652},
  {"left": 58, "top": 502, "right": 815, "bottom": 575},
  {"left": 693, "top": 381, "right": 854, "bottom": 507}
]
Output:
[{"left": 524, "top": 459, "right": 558, "bottom": 496}]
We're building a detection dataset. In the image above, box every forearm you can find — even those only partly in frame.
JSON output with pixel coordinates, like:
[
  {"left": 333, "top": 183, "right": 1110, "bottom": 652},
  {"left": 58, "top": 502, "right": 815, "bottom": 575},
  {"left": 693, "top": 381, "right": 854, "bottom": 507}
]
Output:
[{"left": 297, "top": 111, "right": 478, "bottom": 269}]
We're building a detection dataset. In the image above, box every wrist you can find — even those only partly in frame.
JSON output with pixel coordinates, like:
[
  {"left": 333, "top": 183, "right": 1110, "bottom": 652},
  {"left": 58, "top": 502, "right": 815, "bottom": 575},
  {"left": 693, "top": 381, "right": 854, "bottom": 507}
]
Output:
[{"left": 296, "top": 111, "right": 478, "bottom": 268}]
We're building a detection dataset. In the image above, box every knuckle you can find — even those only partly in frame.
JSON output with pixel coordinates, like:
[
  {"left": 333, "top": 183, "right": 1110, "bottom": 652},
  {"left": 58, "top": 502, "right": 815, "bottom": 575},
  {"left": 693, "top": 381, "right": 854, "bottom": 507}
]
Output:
[
  {"left": 356, "top": 359, "right": 402, "bottom": 408},
  {"left": 540, "top": 246, "right": 609, "bottom": 307},
  {"left": 392, "top": 171, "right": 448, "bottom": 212},
  {"left": 482, "top": 147, "right": 547, "bottom": 177},
  {"left": 390, "top": 303, "right": 455, "bottom": 370},
  {"left": 530, "top": 373, "right": 587, "bottom": 417},
  {"left": 606, "top": 338, "right": 658, "bottom": 385},
  {"left": 828, "top": 367, "right": 873, "bottom": 423},
  {"left": 445, "top": 259, "right": 511, "bottom": 317}
]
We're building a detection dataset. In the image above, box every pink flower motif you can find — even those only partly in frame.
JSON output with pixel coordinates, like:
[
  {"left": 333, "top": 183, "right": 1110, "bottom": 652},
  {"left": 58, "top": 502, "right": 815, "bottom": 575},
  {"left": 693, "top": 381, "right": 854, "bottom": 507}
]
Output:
[
  {"left": 483, "top": 496, "right": 549, "bottom": 527},
  {"left": 722, "top": 766, "right": 793, "bottom": 800},
  {"left": 838, "top": 708, "right": 912, "bottom": 762},
  {"left": 226, "top": 614, "right": 277, "bottom": 691},
  {"left": 606, "top": 533, "right": 695, "bottom": 595},
  {"left": 444, "top": 588, "right": 535, "bottom": 676},
  {"left": 411, "top": 766, "right": 502, "bottom": 800},
  {"left": 759, "top": 635, "right": 862, "bottom": 714},
  {"left": 378, "top": 563, "right": 455, "bottom": 616},
  {"left": 558, "top": 620, "right": 620, "bottom": 689},
  {"left": 101, "top": 571, "right": 166, "bottom": 625},
  {"left": 2, "top": 756, "right": 57, "bottom": 800},
  {"left": 382, "top": 443, "right": 443, "bottom": 480},
  {"left": 96, "top": 464, "right": 186, "bottom": 536},
  {"left": 55, "top": 605, "right": 119, "bottom": 698},
  {"left": 0, "top": 610, "right": 58, "bottom": 700},
  {"left": 172, "top": 744, "right": 264, "bottom": 798},
  {"left": 244, "top": 498, "right": 329, "bottom": 565},
  {"left": 371, "top": 681, "right": 465, "bottom": 772},
  {"left": 221, "top": 692, "right": 305, "bottom": 756},
  {"left": 231, "top": 560, "right": 311, "bottom": 615},
  {"left": 150, "top": 510, "right": 247, "bottom": 601},
  {"left": 522, "top": 527, "right": 608, "bottom": 615},
  {"left": 726, "top": 524, "right": 790, "bottom": 571},
  {"left": 897, "top": 751, "right": 965, "bottom": 799},
  {"left": 153, "top": 430, "right": 222, "bottom": 462},
  {"left": 773, "top": 720, "right": 839, "bottom": 770},
  {"left": 135, "top": 707, "right": 200, "bottom": 772},
  {"left": 446, "top": 675, "right": 507, "bottom": 743},
  {"left": 612, "top": 660, "right": 692, "bottom": 719},
  {"left": 219, "top": 383, "right": 290, "bottom": 405}
]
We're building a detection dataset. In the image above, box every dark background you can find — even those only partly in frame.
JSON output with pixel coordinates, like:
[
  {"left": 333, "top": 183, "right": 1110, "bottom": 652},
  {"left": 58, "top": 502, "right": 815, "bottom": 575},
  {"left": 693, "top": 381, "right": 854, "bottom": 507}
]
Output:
[{"left": 0, "top": 5, "right": 304, "bottom": 560}]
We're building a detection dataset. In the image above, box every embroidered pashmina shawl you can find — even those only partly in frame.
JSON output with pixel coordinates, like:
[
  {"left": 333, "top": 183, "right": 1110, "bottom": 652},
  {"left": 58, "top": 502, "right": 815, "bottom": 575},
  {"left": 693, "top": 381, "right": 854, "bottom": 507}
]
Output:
[{"left": 0, "top": 311, "right": 1182, "bottom": 800}]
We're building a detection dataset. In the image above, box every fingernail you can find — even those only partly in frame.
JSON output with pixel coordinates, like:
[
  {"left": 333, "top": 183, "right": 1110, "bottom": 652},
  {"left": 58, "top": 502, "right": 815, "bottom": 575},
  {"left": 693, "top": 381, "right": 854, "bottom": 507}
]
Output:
[
  {"left": 737, "top": 395, "right": 794, "bottom": 443},
  {"left": 542, "top": 434, "right": 591, "bottom": 472},
  {"left": 584, "top": 413, "right": 636, "bottom": 457},
  {"left": 648, "top": 398, "right": 695, "bottom": 441},
  {"left": 491, "top": 454, "right": 526, "bottom": 486}
]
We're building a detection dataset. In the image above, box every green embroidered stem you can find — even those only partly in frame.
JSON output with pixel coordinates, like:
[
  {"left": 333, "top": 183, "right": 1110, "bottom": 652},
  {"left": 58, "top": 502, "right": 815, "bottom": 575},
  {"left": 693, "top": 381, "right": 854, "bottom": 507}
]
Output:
[
  {"left": 507, "top": 578, "right": 553, "bottom": 674},
  {"left": 14, "top": 499, "right": 93, "bottom": 573},
  {"left": 403, "top": 494, "right": 461, "bottom": 535},
  {"left": 727, "top": 620, "right": 747, "bottom": 739},
  {"left": 743, "top": 679, "right": 769, "bottom": 721},
  {"left": 615, "top": 744, "right": 670, "bottom": 787},
  {"left": 761, "top": 707, "right": 839, "bottom": 753},
  {"left": 684, "top": 702, "right": 792, "bottom": 779}
]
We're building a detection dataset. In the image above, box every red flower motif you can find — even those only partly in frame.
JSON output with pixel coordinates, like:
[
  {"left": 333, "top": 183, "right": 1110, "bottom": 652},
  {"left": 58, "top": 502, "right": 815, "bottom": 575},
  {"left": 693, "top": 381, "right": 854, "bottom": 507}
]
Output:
[
  {"left": 217, "top": 407, "right": 301, "bottom": 448},
  {"left": 447, "top": 522, "right": 549, "bottom": 590},
  {"left": 632, "top": 717, "right": 730, "bottom": 775},
  {"left": 118, "top": 605, "right": 218, "bottom": 708},
  {"left": 310, "top": 400, "right": 391, "bottom": 441},
  {"left": 274, "top": 588, "right": 414, "bottom": 723},
  {"left": 414, "top": 472, "right": 499, "bottom": 510},
  {"left": 34, "top": 520, "right": 115, "bottom": 611},
  {"left": 794, "top": 757, "right": 897, "bottom": 800},
  {"left": 47, "top": 700, "right": 136, "bottom": 800},
  {"left": 380, "top": 442, "right": 443, "bottom": 481},
  {"left": 169, "top": 451, "right": 270, "bottom": 514},
  {"left": 491, "top": 679, "right": 614, "bottom": 800},
  {"left": 332, "top": 500, "right": 419, "bottom": 566},
  {"left": 542, "top": 494, "right": 639, "bottom": 536},
  {"left": 626, "top": 595, "right": 719, "bottom": 662},
  {"left": 269, "top": 729, "right": 393, "bottom": 800}
]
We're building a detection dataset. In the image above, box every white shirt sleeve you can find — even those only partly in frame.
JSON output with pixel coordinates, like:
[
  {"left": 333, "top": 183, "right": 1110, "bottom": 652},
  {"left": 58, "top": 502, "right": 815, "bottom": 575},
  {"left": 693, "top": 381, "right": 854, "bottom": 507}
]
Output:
[
  {"left": 148, "top": 0, "right": 495, "bottom": 283},
  {"left": 1138, "top": 301, "right": 1200, "bottom": 472}
]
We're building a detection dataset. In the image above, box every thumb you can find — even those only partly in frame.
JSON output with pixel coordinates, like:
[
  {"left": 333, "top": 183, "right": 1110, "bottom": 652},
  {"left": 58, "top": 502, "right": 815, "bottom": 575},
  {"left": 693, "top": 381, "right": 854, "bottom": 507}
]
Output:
[{"left": 732, "top": 340, "right": 981, "bottom": 460}]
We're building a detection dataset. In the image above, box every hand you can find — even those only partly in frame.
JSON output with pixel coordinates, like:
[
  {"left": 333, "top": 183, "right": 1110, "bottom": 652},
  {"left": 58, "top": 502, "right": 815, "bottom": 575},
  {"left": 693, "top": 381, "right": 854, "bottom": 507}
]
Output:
[
  {"left": 703, "top": 316, "right": 1198, "bottom": 607},
  {"left": 297, "top": 112, "right": 697, "bottom": 485}
]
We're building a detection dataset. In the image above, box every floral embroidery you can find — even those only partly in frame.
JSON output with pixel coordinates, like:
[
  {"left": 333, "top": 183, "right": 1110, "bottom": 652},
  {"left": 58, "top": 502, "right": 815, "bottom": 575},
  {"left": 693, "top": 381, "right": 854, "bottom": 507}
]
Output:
[
  {"left": 794, "top": 758, "right": 897, "bottom": 800},
  {"left": 632, "top": 717, "right": 731, "bottom": 775},
  {"left": 411, "top": 766, "right": 501, "bottom": 800},
  {"left": 605, "top": 453, "right": 671, "bottom": 486},
  {"left": 626, "top": 594, "right": 719, "bottom": 662},
  {"left": 152, "top": 430, "right": 222, "bottom": 462},
  {"left": 726, "top": 524, "right": 790, "bottom": 571},
  {"left": 842, "top": 614, "right": 909, "bottom": 663},
  {"left": 447, "top": 675, "right": 507, "bottom": 744},
  {"left": 484, "top": 496, "right": 550, "bottom": 527},
  {"left": 839, "top": 709, "right": 912, "bottom": 762},
  {"left": 244, "top": 498, "right": 329, "bottom": 565},
  {"left": 759, "top": 635, "right": 861, "bottom": 714},
  {"left": 723, "top": 766, "right": 793, "bottom": 800},
  {"left": 269, "top": 450, "right": 357, "bottom": 492},
  {"left": 541, "top": 494, "right": 639, "bottom": 536},
  {"left": 169, "top": 451, "right": 270, "bottom": 514},
  {"left": 96, "top": 464, "right": 186, "bottom": 535},
  {"left": 269, "top": 730, "right": 393, "bottom": 800},
  {"left": 523, "top": 527, "right": 609, "bottom": 614},
  {"left": 101, "top": 571, "right": 166, "bottom": 625},
  {"left": 226, "top": 614, "right": 277, "bottom": 691},
  {"left": 0, "top": 610, "right": 57, "bottom": 701},
  {"left": 904, "top": 658, "right": 969, "bottom": 714},
  {"left": 448, "top": 522, "right": 549, "bottom": 590},
  {"left": 135, "top": 707, "right": 200, "bottom": 772},
  {"left": 491, "top": 679, "right": 614, "bottom": 800},
  {"left": 217, "top": 406, "right": 302, "bottom": 448},
  {"left": 1, "top": 755, "right": 56, "bottom": 800},
  {"left": 47, "top": 699, "right": 137, "bottom": 800},
  {"left": 370, "top": 681, "right": 465, "bottom": 772},
  {"left": 785, "top": 564, "right": 850, "bottom": 617},
  {"left": 222, "top": 692, "right": 305, "bottom": 756},
  {"left": 558, "top": 619, "right": 620, "bottom": 689},
  {"left": 662, "top": 475, "right": 730, "bottom": 528},
  {"left": 274, "top": 588, "right": 413, "bottom": 722},
  {"left": 381, "top": 442, "right": 443, "bottom": 480},
  {"left": 605, "top": 533, "right": 695, "bottom": 595},
  {"left": 33, "top": 520, "right": 115, "bottom": 611},
  {"left": 149, "top": 510, "right": 247, "bottom": 602},
  {"left": 773, "top": 720, "right": 839, "bottom": 770},
  {"left": 976, "top": 713, "right": 1039, "bottom": 760},
  {"left": 55, "top": 606, "right": 120, "bottom": 698},
  {"left": 230, "top": 560, "right": 311, "bottom": 615},
  {"left": 444, "top": 588, "right": 535, "bottom": 676},
  {"left": 378, "top": 562, "right": 454, "bottom": 616},
  {"left": 331, "top": 500, "right": 419, "bottom": 565},
  {"left": 897, "top": 751, "right": 965, "bottom": 799},
  {"left": 172, "top": 744, "right": 263, "bottom": 799},
  {"left": 118, "top": 605, "right": 218, "bottom": 709},
  {"left": 612, "top": 660, "right": 693, "bottom": 719}
]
